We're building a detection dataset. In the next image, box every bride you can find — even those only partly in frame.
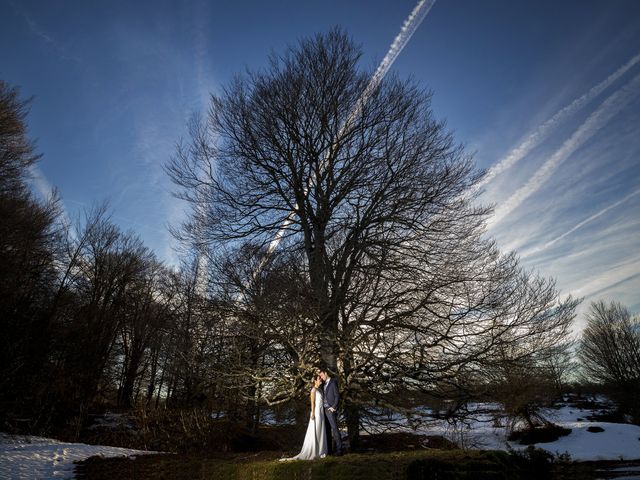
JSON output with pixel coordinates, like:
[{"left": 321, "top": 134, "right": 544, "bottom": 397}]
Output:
[{"left": 280, "top": 375, "right": 328, "bottom": 461}]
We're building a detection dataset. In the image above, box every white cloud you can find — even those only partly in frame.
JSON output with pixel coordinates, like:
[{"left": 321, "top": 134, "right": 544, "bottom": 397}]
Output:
[
  {"left": 568, "top": 256, "right": 640, "bottom": 327},
  {"left": 477, "top": 51, "right": 640, "bottom": 190},
  {"left": 489, "top": 72, "right": 640, "bottom": 227},
  {"left": 28, "top": 165, "right": 55, "bottom": 200},
  {"left": 13, "top": 3, "right": 81, "bottom": 63},
  {"left": 523, "top": 187, "right": 640, "bottom": 257}
]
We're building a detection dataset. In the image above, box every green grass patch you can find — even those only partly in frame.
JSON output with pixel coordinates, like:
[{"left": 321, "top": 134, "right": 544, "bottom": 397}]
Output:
[{"left": 76, "top": 449, "right": 553, "bottom": 480}]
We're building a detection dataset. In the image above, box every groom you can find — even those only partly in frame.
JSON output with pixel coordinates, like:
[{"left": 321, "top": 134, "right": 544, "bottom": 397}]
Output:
[{"left": 318, "top": 368, "right": 343, "bottom": 456}]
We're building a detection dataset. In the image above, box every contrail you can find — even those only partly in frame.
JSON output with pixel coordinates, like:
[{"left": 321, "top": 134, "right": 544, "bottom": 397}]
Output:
[
  {"left": 490, "top": 72, "right": 640, "bottom": 227},
  {"left": 344, "top": 0, "right": 436, "bottom": 127},
  {"left": 477, "top": 51, "right": 640, "bottom": 189},
  {"left": 253, "top": 0, "right": 436, "bottom": 276},
  {"left": 570, "top": 257, "right": 640, "bottom": 300},
  {"left": 542, "top": 187, "right": 640, "bottom": 251}
]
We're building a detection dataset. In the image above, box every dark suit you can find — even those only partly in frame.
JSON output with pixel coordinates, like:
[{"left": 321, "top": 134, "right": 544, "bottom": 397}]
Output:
[{"left": 323, "top": 377, "right": 342, "bottom": 454}]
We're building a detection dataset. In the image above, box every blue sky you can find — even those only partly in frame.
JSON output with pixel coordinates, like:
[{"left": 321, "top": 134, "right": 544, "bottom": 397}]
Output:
[{"left": 1, "top": 0, "right": 639, "bottom": 327}]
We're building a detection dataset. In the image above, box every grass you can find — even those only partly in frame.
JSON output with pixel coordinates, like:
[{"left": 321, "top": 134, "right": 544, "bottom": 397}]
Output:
[{"left": 75, "top": 449, "right": 550, "bottom": 480}]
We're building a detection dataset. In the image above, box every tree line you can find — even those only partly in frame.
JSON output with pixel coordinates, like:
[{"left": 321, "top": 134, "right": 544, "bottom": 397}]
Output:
[
  {"left": 0, "top": 80, "right": 226, "bottom": 436},
  {"left": 1, "top": 30, "right": 638, "bottom": 446}
]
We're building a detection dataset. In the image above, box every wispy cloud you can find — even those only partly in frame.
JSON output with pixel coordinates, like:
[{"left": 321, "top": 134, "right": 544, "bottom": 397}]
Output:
[
  {"left": 569, "top": 256, "right": 640, "bottom": 299},
  {"left": 29, "top": 165, "right": 73, "bottom": 227},
  {"left": 489, "top": 118, "right": 640, "bottom": 257},
  {"left": 522, "top": 187, "right": 640, "bottom": 257},
  {"left": 489, "top": 72, "right": 640, "bottom": 227},
  {"left": 477, "top": 52, "right": 640, "bottom": 190},
  {"left": 23, "top": 14, "right": 55, "bottom": 45},
  {"left": 13, "top": 2, "right": 81, "bottom": 63},
  {"left": 29, "top": 165, "right": 55, "bottom": 200},
  {"left": 516, "top": 206, "right": 640, "bottom": 325},
  {"left": 193, "top": 0, "right": 213, "bottom": 110}
]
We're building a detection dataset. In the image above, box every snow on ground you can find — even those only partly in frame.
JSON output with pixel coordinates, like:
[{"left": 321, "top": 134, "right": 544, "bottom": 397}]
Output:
[
  {"left": 0, "top": 433, "right": 157, "bottom": 479},
  {"left": 2, "top": 398, "right": 638, "bottom": 478},
  {"left": 361, "top": 400, "right": 640, "bottom": 461},
  {"left": 539, "top": 419, "right": 640, "bottom": 461},
  {"left": 531, "top": 404, "right": 640, "bottom": 461}
]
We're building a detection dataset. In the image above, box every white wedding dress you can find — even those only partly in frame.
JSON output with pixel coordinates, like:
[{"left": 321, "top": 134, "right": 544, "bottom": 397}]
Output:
[{"left": 280, "top": 388, "right": 328, "bottom": 461}]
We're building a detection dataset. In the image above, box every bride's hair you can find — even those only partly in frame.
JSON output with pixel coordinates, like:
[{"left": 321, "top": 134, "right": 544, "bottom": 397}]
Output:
[{"left": 312, "top": 375, "right": 324, "bottom": 392}]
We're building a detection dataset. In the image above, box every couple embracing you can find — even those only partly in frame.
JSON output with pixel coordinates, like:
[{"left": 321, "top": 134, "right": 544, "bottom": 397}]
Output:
[{"left": 280, "top": 368, "right": 343, "bottom": 461}]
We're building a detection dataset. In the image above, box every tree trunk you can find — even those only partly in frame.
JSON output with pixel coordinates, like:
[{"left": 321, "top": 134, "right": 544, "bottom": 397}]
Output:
[
  {"left": 246, "top": 383, "right": 258, "bottom": 433},
  {"left": 320, "top": 306, "right": 339, "bottom": 372},
  {"left": 342, "top": 351, "right": 359, "bottom": 450},
  {"left": 344, "top": 400, "right": 360, "bottom": 451},
  {"left": 155, "top": 353, "right": 169, "bottom": 408},
  {"left": 146, "top": 348, "right": 159, "bottom": 406},
  {"left": 120, "top": 348, "right": 143, "bottom": 408}
]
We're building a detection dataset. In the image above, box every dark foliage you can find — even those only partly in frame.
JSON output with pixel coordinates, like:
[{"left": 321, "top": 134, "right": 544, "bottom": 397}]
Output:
[
  {"left": 586, "top": 426, "right": 604, "bottom": 433},
  {"left": 0, "top": 81, "right": 62, "bottom": 430},
  {"left": 508, "top": 425, "right": 572, "bottom": 445}
]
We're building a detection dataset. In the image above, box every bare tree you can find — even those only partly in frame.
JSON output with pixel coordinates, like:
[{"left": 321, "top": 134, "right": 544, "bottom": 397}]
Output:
[
  {"left": 155, "top": 253, "right": 225, "bottom": 410},
  {"left": 481, "top": 340, "right": 574, "bottom": 434},
  {"left": 0, "top": 80, "right": 236, "bottom": 433},
  {"left": 210, "top": 243, "right": 322, "bottom": 429},
  {"left": 579, "top": 300, "right": 640, "bottom": 420},
  {"left": 115, "top": 258, "right": 171, "bottom": 408},
  {"left": 166, "top": 30, "right": 578, "bottom": 444},
  {"left": 47, "top": 206, "right": 155, "bottom": 432}
]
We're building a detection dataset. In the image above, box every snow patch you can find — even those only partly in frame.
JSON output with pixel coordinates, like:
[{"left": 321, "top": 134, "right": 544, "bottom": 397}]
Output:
[
  {"left": 361, "top": 402, "right": 640, "bottom": 461},
  {"left": 0, "top": 433, "right": 157, "bottom": 479}
]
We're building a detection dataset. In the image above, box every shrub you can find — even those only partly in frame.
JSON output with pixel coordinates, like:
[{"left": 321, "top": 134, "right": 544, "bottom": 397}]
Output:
[{"left": 508, "top": 425, "right": 572, "bottom": 445}]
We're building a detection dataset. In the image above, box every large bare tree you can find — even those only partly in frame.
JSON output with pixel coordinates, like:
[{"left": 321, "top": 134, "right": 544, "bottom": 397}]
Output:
[
  {"left": 166, "top": 30, "right": 480, "bottom": 368},
  {"left": 166, "top": 30, "right": 577, "bottom": 444}
]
